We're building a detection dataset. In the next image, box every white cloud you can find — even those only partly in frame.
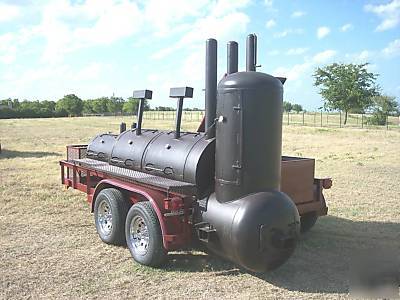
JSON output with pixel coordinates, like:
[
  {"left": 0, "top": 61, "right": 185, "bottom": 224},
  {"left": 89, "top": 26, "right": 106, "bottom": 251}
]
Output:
[
  {"left": 0, "top": 33, "right": 17, "bottom": 64},
  {"left": 75, "top": 62, "right": 104, "bottom": 81},
  {"left": 1, "top": 62, "right": 115, "bottom": 100},
  {"left": 312, "top": 50, "right": 337, "bottom": 63},
  {"left": 340, "top": 23, "right": 353, "bottom": 32},
  {"left": 291, "top": 11, "right": 306, "bottom": 18},
  {"left": 264, "top": 0, "right": 273, "bottom": 7},
  {"left": 143, "top": 0, "right": 209, "bottom": 36},
  {"left": 273, "top": 62, "right": 312, "bottom": 81},
  {"left": 286, "top": 47, "right": 309, "bottom": 55},
  {"left": 344, "top": 50, "right": 377, "bottom": 63},
  {"left": 356, "top": 50, "right": 370, "bottom": 61},
  {"left": 274, "top": 28, "right": 303, "bottom": 38},
  {"left": 364, "top": 0, "right": 400, "bottom": 31},
  {"left": 266, "top": 19, "right": 276, "bottom": 29},
  {"left": 273, "top": 49, "right": 337, "bottom": 81},
  {"left": 267, "top": 50, "right": 279, "bottom": 56},
  {"left": 317, "top": 26, "right": 330, "bottom": 39},
  {"left": 151, "top": 8, "right": 250, "bottom": 60},
  {"left": 0, "top": 3, "right": 20, "bottom": 22},
  {"left": 37, "top": 0, "right": 142, "bottom": 63},
  {"left": 382, "top": 39, "right": 400, "bottom": 57}
]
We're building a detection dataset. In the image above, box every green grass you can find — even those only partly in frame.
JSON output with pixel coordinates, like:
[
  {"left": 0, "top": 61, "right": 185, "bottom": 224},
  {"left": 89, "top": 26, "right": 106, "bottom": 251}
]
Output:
[{"left": 0, "top": 116, "right": 399, "bottom": 299}]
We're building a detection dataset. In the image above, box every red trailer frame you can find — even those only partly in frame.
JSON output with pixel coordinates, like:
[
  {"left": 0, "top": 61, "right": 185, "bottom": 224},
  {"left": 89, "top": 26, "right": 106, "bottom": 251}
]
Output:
[
  {"left": 60, "top": 145, "right": 331, "bottom": 250},
  {"left": 60, "top": 156, "right": 193, "bottom": 251}
]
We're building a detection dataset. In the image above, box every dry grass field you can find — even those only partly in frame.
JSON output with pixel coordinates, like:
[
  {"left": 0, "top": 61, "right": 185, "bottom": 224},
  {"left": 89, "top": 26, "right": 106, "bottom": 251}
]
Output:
[{"left": 1, "top": 116, "right": 399, "bottom": 299}]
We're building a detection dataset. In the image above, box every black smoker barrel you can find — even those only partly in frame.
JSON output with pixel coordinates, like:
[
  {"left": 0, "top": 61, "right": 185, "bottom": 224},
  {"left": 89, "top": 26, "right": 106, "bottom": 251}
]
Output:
[{"left": 205, "top": 38, "right": 217, "bottom": 139}]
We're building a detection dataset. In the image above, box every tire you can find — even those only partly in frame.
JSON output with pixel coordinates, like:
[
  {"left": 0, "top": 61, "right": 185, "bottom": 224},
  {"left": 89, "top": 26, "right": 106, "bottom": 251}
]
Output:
[
  {"left": 94, "top": 188, "right": 130, "bottom": 245},
  {"left": 125, "top": 201, "right": 167, "bottom": 267},
  {"left": 300, "top": 211, "right": 318, "bottom": 233}
]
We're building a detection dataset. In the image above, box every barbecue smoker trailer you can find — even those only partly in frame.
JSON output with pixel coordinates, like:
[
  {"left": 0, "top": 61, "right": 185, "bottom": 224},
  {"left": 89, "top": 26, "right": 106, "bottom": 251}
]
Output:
[{"left": 60, "top": 34, "right": 332, "bottom": 273}]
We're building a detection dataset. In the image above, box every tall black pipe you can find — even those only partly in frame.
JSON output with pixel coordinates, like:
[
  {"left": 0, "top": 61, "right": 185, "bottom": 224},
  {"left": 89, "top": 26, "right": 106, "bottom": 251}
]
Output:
[
  {"left": 119, "top": 122, "right": 126, "bottom": 133},
  {"left": 133, "top": 89, "right": 152, "bottom": 136},
  {"left": 175, "top": 97, "right": 183, "bottom": 139},
  {"left": 227, "top": 41, "right": 238, "bottom": 75},
  {"left": 246, "top": 34, "right": 256, "bottom": 71},
  {"left": 205, "top": 38, "right": 217, "bottom": 139},
  {"left": 136, "top": 98, "right": 144, "bottom": 135}
]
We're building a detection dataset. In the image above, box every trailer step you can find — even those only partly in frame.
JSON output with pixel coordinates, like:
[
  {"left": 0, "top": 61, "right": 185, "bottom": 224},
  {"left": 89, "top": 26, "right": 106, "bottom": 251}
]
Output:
[{"left": 196, "top": 222, "right": 216, "bottom": 243}]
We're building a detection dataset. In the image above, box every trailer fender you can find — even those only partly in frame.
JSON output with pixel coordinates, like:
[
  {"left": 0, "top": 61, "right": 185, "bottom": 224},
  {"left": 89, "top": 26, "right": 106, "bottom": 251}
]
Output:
[{"left": 92, "top": 179, "right": 169, "bottom": 249}]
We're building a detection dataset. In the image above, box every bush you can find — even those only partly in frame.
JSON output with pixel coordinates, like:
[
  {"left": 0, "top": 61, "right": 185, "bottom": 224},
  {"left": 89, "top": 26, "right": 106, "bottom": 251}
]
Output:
[{"left": 367, "top": 112, "right": 387, "bottom": 125}]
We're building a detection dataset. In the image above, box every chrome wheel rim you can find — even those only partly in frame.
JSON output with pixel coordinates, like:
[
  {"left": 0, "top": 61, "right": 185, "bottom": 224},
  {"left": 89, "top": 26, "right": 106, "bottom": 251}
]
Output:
[
  {"left": 129, "top": 215, "right": 149, "bottom": 256},
  {"left": 97, "top": 199, "right": 112, "bottom": 236}
]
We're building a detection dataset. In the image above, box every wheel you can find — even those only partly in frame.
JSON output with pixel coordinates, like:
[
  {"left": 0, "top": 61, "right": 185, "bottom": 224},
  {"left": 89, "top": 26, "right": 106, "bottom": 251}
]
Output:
[
  {"left": 94, "top": 188, "right": 130, "bottom": 245},
  {"left": 125, "top": 201, "right": 167, "bottom": 267},
  {"left": 300, "top": 211, "right": 318, "bottom": 233}
]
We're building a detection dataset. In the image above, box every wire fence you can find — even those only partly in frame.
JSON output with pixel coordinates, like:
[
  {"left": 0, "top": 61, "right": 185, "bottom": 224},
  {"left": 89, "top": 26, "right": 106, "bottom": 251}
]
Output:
[{"left": 141, "top": 110, "right": 400, "bottom": 130}]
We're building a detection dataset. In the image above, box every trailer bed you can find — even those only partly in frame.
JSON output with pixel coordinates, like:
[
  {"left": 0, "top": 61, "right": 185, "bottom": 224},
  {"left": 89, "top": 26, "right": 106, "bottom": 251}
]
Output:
[{"left": 62, "top": 158, "right": 197, "bottom": 197}]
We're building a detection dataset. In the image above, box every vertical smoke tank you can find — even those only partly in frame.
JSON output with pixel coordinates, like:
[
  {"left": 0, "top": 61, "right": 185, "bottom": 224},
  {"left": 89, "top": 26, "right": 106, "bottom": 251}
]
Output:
[
  {"left": 198, "top": 70, "right": 299, "bottom": 272},
  {"left": 215, "top": 71, "right": 284, "bottom": 202}
]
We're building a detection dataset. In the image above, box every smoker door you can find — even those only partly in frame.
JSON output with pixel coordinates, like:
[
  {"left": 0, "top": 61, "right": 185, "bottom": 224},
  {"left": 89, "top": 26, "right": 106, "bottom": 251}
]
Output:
[{"left": 215, "top": 90, "right": 243, "bottom": 186}]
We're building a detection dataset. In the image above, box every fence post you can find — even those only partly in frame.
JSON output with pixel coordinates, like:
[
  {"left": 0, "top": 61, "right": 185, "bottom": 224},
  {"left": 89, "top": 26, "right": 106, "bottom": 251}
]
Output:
[
  {"left": 287, "top": 112, "right": 290, "bottom": 125},
  {"left": 314, "top": 113, "right": 316, "bottom": 127},
  {"left": 320, "top": 111, "right": 323, "bottom": 127},
  {"left": 361, "top": 114, "right": 364, "bottom": 128},
  {"left": 302, "top": 112, "right": 305, "bottom": 125},
  {"left": 386, "top": 114, "right": 389, "bottom": 130},
  {"left": 339, "top": 112, "right": 342, "bottom": 128}
]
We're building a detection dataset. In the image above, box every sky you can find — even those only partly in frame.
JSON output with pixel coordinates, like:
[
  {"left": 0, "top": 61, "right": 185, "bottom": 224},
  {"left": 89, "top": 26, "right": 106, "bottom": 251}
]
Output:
[{"left": 0, "top": 0, "right": 399, "bottom": 110}]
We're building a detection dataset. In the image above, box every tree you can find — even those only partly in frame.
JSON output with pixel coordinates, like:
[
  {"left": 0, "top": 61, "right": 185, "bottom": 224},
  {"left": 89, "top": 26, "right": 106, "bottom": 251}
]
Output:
[
  {"left": 373, "top": 95, "right": 399, "bottom": 116},
  {"left": 283, "top": 101, "right": 292, "bottom": 112},
  {"left": 106, "top": 96, "right": 124, "bottom": 115},
  {"left": 56, "top": 94, "right": 83, "bottom": 116},
  {"left": 292, "top": 104, "right": 303, "bottom": 113},
  {"left": 369, "top": 95, "right": 399, "bottom": 125},
  {"left": 123, "top": 97, "right": 149, "bottom": 115},
  {"left": 313, "top": 63, "right": 379, "bottom": 125},
  {"left": 91, "top": 97, "right": 109, "bottom": 114}
]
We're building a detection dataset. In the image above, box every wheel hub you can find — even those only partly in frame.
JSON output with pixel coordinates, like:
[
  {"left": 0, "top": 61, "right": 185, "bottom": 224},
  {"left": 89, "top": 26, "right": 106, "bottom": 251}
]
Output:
[
  {"left": 129, "top": 215, "right": 149, "bottom": 255},
  {"left": 97, "top": 200, "right": 112, "bottom": 235}
]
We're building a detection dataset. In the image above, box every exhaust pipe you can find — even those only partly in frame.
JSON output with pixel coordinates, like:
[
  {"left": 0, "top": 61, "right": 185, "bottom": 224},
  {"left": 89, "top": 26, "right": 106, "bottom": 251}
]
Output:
[
  {"left": 246, "top": 34, "right": 257, "bottom": 71},
  {"left": 119, "top": 122, "right": 126, "bottom": 133},
  {"left": 227, "top": 41, "right": 238, "bottom": 75},
  {"left": 133, "top": 89, "right": 152, "bottom": 135},
  {"left": 169, "top": 87, "right": 193, "bottom": 139},
  {"left": 205, "top": 38, "right": 217, "bottom": 139}
]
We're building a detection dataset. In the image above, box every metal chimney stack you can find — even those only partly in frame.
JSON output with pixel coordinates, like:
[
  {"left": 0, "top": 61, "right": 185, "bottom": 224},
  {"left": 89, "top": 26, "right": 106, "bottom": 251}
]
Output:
[
  {"left": 246, "top": 34, "right": 257, "bottom": 71},
  {"left": 205, "top": 38, "right": 217, "bottom": 139},
  {"left": 227, "top": 41, "right": 238, "bottom": 75}
]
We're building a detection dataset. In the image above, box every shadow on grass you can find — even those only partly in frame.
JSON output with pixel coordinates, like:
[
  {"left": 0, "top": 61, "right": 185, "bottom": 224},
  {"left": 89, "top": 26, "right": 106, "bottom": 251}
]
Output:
[
  {"left": 0, "top": 149, "right": 61, "bottom": 159},
  {"left": 164, "top": 216, "right": 400, "bottom": 294}
]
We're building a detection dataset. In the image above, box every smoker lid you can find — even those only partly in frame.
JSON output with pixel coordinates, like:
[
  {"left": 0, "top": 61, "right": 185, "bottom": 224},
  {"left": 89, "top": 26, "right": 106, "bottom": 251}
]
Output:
[{"left": 218, "top": 71, "right": 282, "bottom": 89}]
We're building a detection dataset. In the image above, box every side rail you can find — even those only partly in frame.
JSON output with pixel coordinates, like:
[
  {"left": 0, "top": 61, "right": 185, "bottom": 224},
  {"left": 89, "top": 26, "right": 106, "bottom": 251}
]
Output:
[{"left": 60, "top": 160, "right": 96, "bottom": 203}]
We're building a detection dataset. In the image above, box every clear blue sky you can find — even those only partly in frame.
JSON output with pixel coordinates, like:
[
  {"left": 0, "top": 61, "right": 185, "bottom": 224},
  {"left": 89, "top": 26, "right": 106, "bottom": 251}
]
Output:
[{"left": 0, "top": 0, "right": 399, "bottom": 110}]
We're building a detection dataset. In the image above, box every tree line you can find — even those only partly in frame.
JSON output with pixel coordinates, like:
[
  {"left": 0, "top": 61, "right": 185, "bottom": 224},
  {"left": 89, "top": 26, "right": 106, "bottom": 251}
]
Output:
[
  {"left": 0, "top": 94, "right": 207, "bottom": 119},
  {"left": 0, "top": 95, "right": 149, "bottom": 119},
  {"left": 1, "top": 63, "right": 398, "bottom": 124}
]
